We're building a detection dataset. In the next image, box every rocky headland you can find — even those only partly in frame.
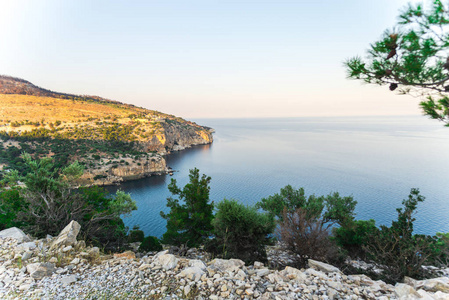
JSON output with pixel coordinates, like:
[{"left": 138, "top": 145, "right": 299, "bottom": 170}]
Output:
[
  {"left": 0, "top": 75, "right": 214, "bottom": 186},
  {"left": 1, "top": 222, "right": 449, "bottom": 299}
]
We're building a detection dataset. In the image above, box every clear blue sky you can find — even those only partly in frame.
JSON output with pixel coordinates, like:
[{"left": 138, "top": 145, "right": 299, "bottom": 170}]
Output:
[{"left": 0, "top": 0, "right": 423, "bottom": 118}]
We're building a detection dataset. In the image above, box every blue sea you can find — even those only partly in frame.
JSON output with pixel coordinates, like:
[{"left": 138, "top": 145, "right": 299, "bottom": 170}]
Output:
[{"left": 107, "top": 116, "right": 449, "bottom": 237}]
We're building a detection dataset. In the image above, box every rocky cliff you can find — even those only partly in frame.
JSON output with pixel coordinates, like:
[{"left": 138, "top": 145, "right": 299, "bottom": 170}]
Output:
[{"left": 0, "top": 76, "right": 214, "bottom": 185}]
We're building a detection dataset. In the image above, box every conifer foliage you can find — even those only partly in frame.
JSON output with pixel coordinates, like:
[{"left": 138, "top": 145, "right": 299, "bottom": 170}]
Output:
[
  {"left": 345, "top": 0, "right": 449, "bottom": 125},
  {"left": 160, "top": 168, "right": 214, "bottom": 247}
]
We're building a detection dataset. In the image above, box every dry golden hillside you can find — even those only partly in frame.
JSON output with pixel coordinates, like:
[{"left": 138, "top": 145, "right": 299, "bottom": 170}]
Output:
[{"left": 0, "top": 77, "right": 213, "bottom": 184}]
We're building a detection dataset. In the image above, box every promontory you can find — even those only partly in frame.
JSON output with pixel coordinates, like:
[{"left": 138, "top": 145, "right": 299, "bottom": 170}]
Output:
[{"left": 0, "top": 75, "right": 213, "bottom": 185}]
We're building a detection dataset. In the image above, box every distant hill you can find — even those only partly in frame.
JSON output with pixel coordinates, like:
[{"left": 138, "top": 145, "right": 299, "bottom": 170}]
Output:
[
  {"left": 0, "top": 75, "right": 133, "bottom": 106},
  {"left": 0, "top": 76, "right": 213, "bottom": 185}
]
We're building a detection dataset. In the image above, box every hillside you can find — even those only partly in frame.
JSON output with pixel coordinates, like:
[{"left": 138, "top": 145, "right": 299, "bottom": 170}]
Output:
[{"left": 0, "top": 76, "right": 213, "bottom": 185}]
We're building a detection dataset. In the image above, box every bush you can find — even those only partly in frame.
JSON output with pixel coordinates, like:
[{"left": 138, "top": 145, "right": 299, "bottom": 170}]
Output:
[
  {"left": 363, "top": 189, "right": 440, "bottom": 283},
  {"left": 279, "top": 208, "right": 342, "bottom": 268},
  {"left": 207, "top": 199, "right": 275, "bottom": 264},
  {"left": 333, "top": 219, "right": 378, "bottom": 259},
  {"left": 0, "top": 188, "right": 25, "bottom": 230},
  {"left": 139, "top": 236, "right": 163, "bottom": 252},
  {"left": 128, "top": 228, "right": 145, "bottom": 243}
]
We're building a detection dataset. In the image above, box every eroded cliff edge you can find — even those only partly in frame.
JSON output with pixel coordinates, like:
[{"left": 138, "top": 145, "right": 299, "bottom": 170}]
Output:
[{"left": 79, "top": 123, "right": 214, "bottom": 186}]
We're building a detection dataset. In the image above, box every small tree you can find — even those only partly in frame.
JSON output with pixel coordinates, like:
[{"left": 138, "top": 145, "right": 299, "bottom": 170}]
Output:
[
  {"left": 257, "top": 185, "right": 357, "bottom": 226},
  {"left": 345, "top": 0, "right": 449, "bottom": 126},
  {"left": 279, "top": 208, "right": 340, "bottom": 268},
  {"left": 160, "top": 168, "right": 214, "bottom": 247},
  {"left": 364, "top": 189, "right": 438, "bottom": 283},
  {"left": 258, "top": 186, "right": 356, "bottom": 267},
  {"left": 209, "top": 199, "right": 275, "bottom": 263}
]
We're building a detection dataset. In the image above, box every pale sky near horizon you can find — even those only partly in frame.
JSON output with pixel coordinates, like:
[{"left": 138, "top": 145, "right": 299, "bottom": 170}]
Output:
[{"left": 0, "top": 0, "right": 425, "bottom": 119}]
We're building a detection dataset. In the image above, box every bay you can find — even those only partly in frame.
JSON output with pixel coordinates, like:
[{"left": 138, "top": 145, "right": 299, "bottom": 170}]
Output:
[{"left": 107, "top": 116, "right": 449, "bottom": 237}]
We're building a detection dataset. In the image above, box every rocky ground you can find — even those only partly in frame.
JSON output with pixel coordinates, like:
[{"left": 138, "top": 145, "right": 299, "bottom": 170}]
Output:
[{"left": 1, "top": 222, "right": 449, "bottom": 299}]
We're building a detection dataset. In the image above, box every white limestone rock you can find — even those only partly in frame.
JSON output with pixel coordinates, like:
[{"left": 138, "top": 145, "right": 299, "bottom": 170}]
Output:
[
  {"left": 208, "top": 258, "right": 245, "bottom": 272},
  {"left": 0, "top": 227, "right": 31, "bottom": 243},
  {"left": 308, "top": 259, "right": 341, "bottom": 273},
  {"left": 50, "top": 220, "right": 81, "bottom": 250},
  {"left": 26, "top": 263, "right": 56, "bottom": 279}
]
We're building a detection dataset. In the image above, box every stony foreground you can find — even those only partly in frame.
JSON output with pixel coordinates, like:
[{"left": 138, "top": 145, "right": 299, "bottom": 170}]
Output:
[{"left": 1, "top": 223, "right": 449, "bottom": 299}]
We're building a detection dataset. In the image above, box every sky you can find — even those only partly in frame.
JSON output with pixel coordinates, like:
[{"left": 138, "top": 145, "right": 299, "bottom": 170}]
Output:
[{"left": 0, "top": 0, "right": 425, "bottom": 119}]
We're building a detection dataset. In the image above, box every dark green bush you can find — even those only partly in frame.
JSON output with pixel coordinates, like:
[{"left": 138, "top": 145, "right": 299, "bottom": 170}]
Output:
[
  {"left": 0, "top": 188, "right": 26, "bottom": 230},
  {"left": 207, "top": 199, "right": 275, "bottom": 264},
  {"left": 333, "top": 219, "right": 378, "bottom": 259},
  {"left": 128, "top": 228, "right": 145, "bottom": 243},
  {"left": 139, "top": 236, "right": 163, "bottom": 252}
]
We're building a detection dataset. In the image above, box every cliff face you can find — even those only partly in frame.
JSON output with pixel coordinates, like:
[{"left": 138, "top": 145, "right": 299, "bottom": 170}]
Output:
[
  {"left": 77, "top": 155, "right": 168, "bottom": 186},
  {"left": 141, "top": 121, "right": 214, "bottom": 153}
]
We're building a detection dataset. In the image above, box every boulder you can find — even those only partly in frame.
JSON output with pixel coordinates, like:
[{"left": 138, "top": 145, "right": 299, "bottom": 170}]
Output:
[
  {"left": 208, "top": 258, "right": 245, "bottom": 272},
  {"left": 417, "top": 289, "right": 438, "bottom": 300},
  {"left": 395, "top": 283, "right": 421, "bottom": 299},
  {"left": 50, "top": 220, "right": 81, "bottom": 250},
  {"left": 177, "top": 266, "right": 205, "bottom": 281},
  {"left": 280, "top": 266, "right": 307, "bottom": 282},
  {"left": 154, "top": 253, "right": 178, "bottom": 270},
  {"left": 0, "top": 227, "right": 31, "bottom": 243},
  {"left": 405, "top": 277, "right": 449, "bottom": 293},
  {"left": 26, "top": 262, "right": 55, "bottom": 279},
  {"left": 308, "top": 259, "right": 341, "bottom": 273},
  {"left": 189, "top": 259, "right": 206, "bottom": 270}
]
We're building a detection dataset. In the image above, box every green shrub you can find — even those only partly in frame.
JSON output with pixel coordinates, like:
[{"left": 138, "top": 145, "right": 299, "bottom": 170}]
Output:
[
  {"left": 364, "top": 189, "right": 439, "bottom": 283},
  {"left": 128, "top": 228, "right": 145, "bottom": 243},
  {"left": 139, "top": 236, "right": 163, "bottom": 252},
  {"left": 207, "top": 199, "right": 275, "bottom": 264},
  {"left": 333, "top": 219, "right": 378, "bottom": 259},
  {"left": 0, "top": 188, "right": 25, "bottom": 230}
]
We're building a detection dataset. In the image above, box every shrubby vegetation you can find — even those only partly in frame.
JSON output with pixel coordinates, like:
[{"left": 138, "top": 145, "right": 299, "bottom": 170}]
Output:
[
  {"left": 257, "top": 186, "right": 357, "bottom": 267},
  {"left": 157, "top": 170, "right": 449, "bottom": 283},
  {"left": 207, "top": 199, "right": 275, "bottom": 264},
  {"left": 0, "top": 134, "right": 148, "bottom": 177},
  {"left": 0, "top": 154, "right": 137, "bottom": 250},
  {"left": 139, "top": 236, "right": 163, "bottom": 252},
  {"left": 2, "top": 156, "right": 448, "bottom": 283}
]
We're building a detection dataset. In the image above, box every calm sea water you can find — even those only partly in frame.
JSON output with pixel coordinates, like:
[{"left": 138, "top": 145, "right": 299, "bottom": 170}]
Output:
[{"left": 107, "top": 116, "right": 449, "bottom": 237}]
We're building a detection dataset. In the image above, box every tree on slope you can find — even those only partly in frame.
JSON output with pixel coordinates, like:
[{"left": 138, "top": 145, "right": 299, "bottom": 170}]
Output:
[
  {"left": 160, "top": 168, "right": 214, "bottom": 247},
  {"left": 345, "top": 0, "right": 449, "bottom": 126}
]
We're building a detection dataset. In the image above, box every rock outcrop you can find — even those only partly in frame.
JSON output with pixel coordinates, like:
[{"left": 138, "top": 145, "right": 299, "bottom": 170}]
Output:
[{"left": 3, "top": 222, "right": 449, "bottom": 299}]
